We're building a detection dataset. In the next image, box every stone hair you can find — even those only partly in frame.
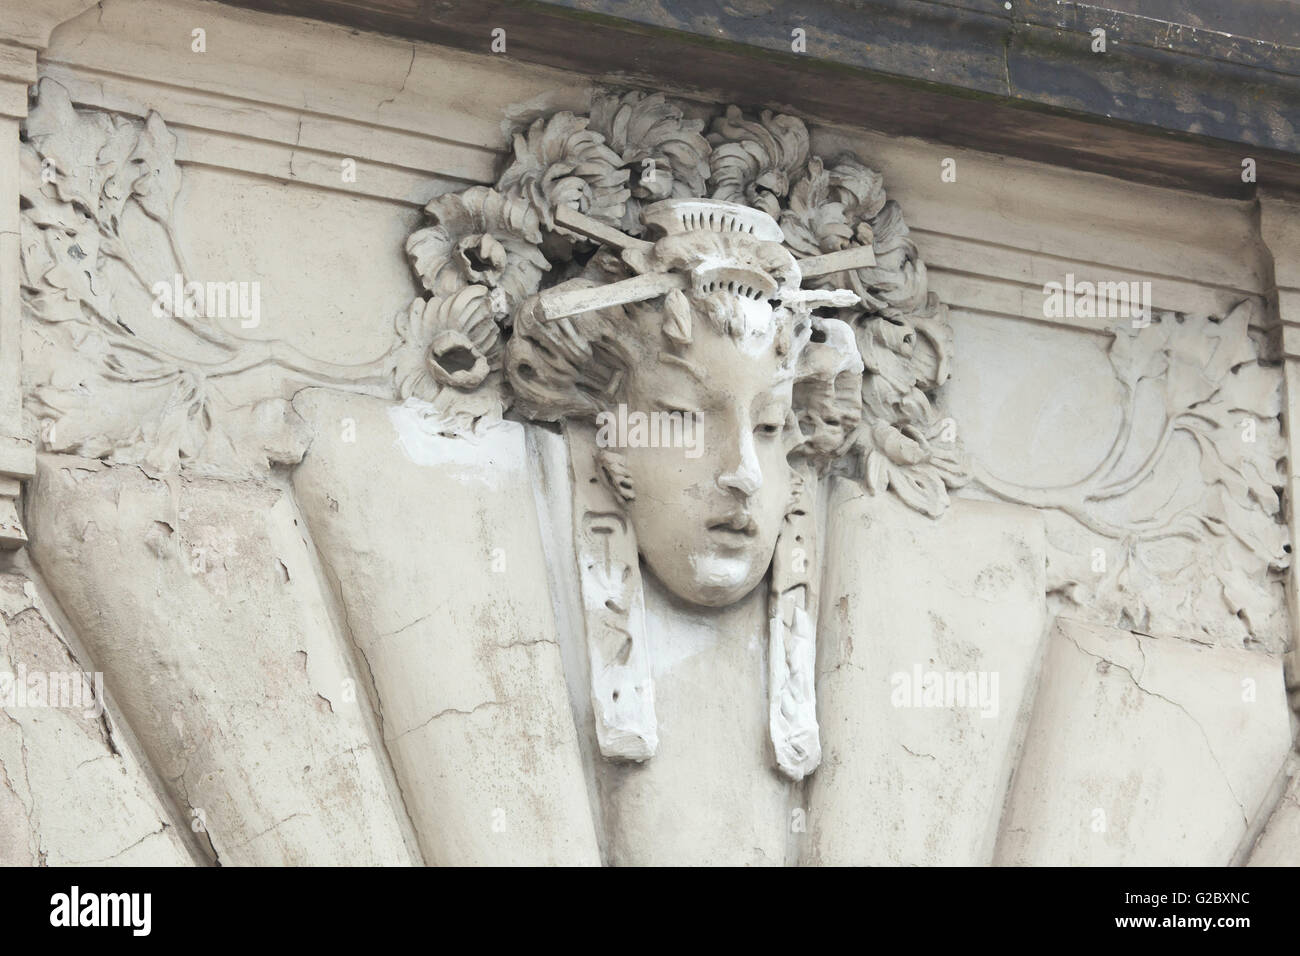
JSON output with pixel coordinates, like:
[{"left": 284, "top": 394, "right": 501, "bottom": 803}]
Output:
[{"left": 505, "top": 254, "right": 858, "bottom": 471}]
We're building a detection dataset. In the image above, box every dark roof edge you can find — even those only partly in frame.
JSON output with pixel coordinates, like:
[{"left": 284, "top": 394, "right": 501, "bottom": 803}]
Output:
[{"left": 213, "top": 0, "right": 1300, "bottom": 200}]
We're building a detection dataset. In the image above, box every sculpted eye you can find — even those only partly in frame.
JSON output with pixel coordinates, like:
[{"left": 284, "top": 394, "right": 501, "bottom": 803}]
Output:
[{"left": 755, "top": 422, "right": 782, "bottom": 438}]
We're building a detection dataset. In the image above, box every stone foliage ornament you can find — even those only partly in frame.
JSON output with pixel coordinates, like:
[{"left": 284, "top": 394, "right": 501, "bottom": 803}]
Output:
[
  {"left": 400, "top": 91, "right": 964, "bottom": 501},
  {"left": 398, "top": 90, "right": 968, "bottom": 780},
  {"left": 974, "top": 301, "right": 1290, "bottom": 652},
  {"left": 18, "top": 80, "right": 966, "bottom": 783},
  {"left": 11, "top": 22, "right": 1296, "bottom": 862},
  {"left": 19, "top": 79, "right": 392, "bottom": 477}
]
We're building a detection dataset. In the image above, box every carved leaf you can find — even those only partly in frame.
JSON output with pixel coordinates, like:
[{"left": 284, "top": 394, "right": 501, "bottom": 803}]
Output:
[
  {"left": 496, "top": 112, "right": 630, "bottom": 231},
  {"left": 98, "top": 116, "right": 145, "bottom": 232},
  {"left": 128, "top": 112, "right": 182, "bottom": 222},
  {"left": 20, "top": 147, "right": 115, "bottom": 324},
  {"left": 588, "top": 91, "right": 711, "bottom": 234},
  {"left": 406, "top": 186, "right": 549, "bottom": 304},
  {"left": 23, "top": 79, "right": 117, "bottom": 218},
  {"left": 780, "top": 157, "right": 853, "bottom": 256},
  {"left": 707, "top": 106, "right": 809, "bottom": 218}
]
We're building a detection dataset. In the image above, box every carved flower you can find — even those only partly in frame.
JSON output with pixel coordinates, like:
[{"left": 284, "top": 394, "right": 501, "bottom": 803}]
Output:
[
  {"left": 807, "top": 200, "right": 928, "bottom": 320},
  {"left": 857, "top": 202, "right": 929, "bottom": 318},
  {"left": 707, "top": 107, "right": 809, "bottom": 218},
  {"left": 396, "top": 285, "right": 502, "bottom": 402},
  {"left": 453, "top": 234, "right": 507, "bottom": 286},
  {"left": 826, "top": 157, "right": 886, "bottom": 235},
  {"left": 391, "top": 284, "right": 505, "bottom": 436},
  {"left": 780, "top": 157, "right": 854, "bottom": 256},
  {"left": 427, "top": 329, "right": 490, "bottom": 389},
  {"left": 872, "top": 412, "right": 966, "bottom": 491},
  {"left": 861, "top": 417, "right": 967, "bottom": 517},
  {"left": 406, "top": 186, "right": 549, "bottom": 311},
  {"left": 496, "top": 111, "right": 630, "bottom": 231},
  {"left": 587, "top": 91, "right": 712, "bottom": 234},
  {"left": 854, "top": 305, "right": 969, "bottom": 516}
]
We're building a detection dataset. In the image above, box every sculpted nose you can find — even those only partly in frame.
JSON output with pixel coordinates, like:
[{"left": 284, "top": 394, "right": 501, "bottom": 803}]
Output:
[{"left": 717, "top": 427, "right": 762, "bottom": 497}]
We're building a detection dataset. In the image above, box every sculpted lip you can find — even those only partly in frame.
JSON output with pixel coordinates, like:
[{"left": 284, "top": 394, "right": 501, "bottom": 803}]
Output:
[{"left": 707, "top": 512, "right": 758, "bottom": 537}]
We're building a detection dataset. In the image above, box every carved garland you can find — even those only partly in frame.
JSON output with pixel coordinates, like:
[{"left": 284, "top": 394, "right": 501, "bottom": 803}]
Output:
[{"left": 18, "top": 79, "right": 395, "bottom": 477}]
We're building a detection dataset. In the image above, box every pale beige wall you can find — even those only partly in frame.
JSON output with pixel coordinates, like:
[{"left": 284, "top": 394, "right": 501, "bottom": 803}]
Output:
[{"left": 2, "top": 0, "right": 1296, "bottom": 865}]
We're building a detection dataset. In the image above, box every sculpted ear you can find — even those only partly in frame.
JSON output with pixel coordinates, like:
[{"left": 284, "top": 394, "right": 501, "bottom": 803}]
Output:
[{"left": 598, "top": 448, "right": 635, "bottom": 503}]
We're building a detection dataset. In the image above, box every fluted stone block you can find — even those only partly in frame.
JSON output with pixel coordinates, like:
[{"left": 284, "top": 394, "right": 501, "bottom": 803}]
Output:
[
  {"left": 803, "top": 482, "right": 1048, "bottom": 865},
  {"left": 26, "top": 455, "right": 416, "bottom": 866},
  {"left": 0, "top": 569, "right": 195, "bottom": 866},
  {"left": 997, "top": 618, "right": 1291, "bottom": 865},
  {"left": 291, "top": 388, "right": 601, "bottom": 866}
]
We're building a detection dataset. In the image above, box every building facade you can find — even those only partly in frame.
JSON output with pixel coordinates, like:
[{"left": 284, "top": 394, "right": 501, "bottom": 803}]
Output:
[{"left": 1, "top": 0, "right": 1298, "bottom": 865}]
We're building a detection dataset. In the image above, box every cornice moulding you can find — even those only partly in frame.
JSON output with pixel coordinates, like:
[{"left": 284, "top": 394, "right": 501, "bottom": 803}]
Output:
[{"left": 214, "top": 0, "right": 1300, "bottom": 199}]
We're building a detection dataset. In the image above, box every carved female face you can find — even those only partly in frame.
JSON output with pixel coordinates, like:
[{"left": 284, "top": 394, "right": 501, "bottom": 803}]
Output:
[{"left": 616, "top": 302, "right": 795, "bottom": 608}]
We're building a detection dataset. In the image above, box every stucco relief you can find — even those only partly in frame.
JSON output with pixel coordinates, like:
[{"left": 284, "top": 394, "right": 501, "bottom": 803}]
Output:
[
  {"left": 971, "top": 302, "right": 1290, "bottom": 652},
  {"left": 11, "top": 74, "right": 1295, "bottom": 865},
  {"left": 394, "top": 92, "right": 977, "bottom": 779},
  {"left": 18, "top": 79, "right": 396, "bottom": 477}
]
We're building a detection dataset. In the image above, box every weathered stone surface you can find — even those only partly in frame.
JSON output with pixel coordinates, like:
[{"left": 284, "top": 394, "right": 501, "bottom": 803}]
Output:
[
  {"left": 3, "top": 0, "right": 1297, "bottom": 867},
  {"left": 291, "top": 388, "right": 600, "bottom": 866},
  {"left": 599, "top": 573, "right": 793, "bottom": 866},
  {"left": 997, "top": 619, "right": 1292, "bottom": 866},
  {"left": 1247, "top": 758, "right": 1300, "bottom": 866},
  {"left": 0, "top": 568, "right": 195, "bottom": 866},
  {"left": 803, "top": 483, "right": 1048, "bottom": 865},
  {"left": 26, "top": 455, "right": 416, "bottom": 866}
]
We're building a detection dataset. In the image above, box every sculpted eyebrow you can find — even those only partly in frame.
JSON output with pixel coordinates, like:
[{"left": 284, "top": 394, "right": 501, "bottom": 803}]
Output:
[{"left": 657, "top": 352, "right": 707, "bottom": 381}]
